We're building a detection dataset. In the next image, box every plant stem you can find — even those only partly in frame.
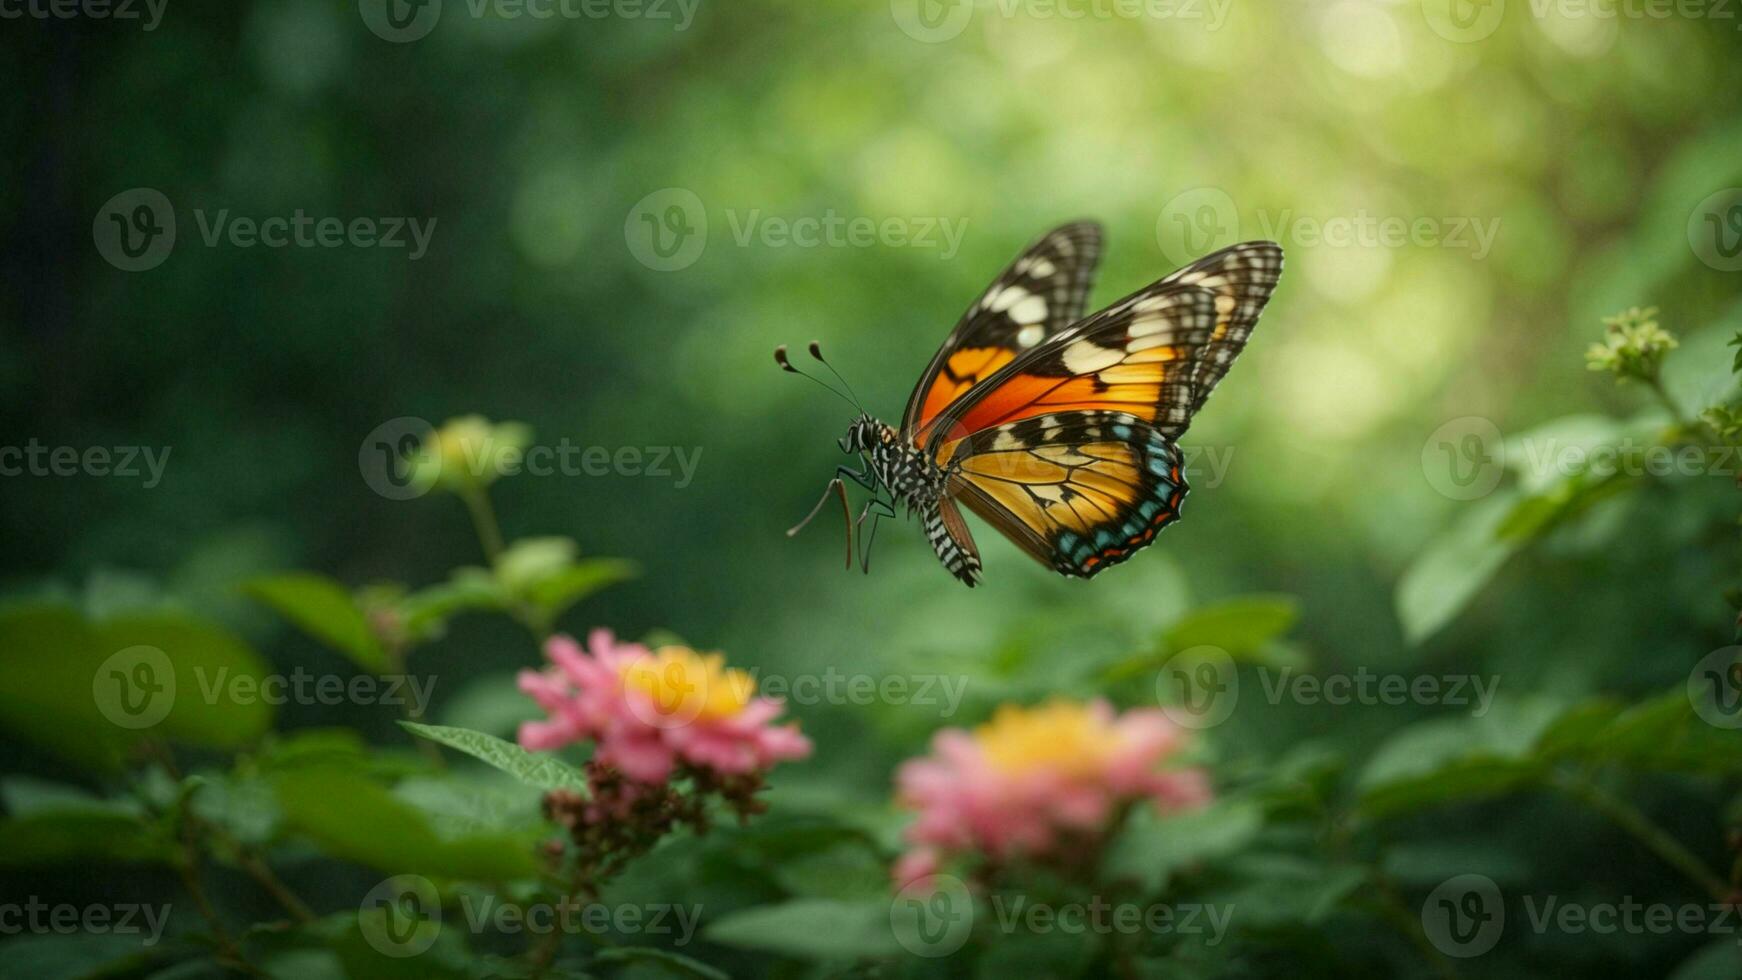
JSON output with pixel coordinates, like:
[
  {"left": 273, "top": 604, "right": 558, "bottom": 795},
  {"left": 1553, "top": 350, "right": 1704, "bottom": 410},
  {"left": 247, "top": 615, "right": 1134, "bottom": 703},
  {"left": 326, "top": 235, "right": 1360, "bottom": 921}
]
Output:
[
  {"left": 459, "top": 483, "right": 506, "bottom": 566},
  {"left": 236, "top": 850, "right": 316, "bottom": 924},
  {"left": 1550, "top": 771, "right": 1731, "bottom": 902}
]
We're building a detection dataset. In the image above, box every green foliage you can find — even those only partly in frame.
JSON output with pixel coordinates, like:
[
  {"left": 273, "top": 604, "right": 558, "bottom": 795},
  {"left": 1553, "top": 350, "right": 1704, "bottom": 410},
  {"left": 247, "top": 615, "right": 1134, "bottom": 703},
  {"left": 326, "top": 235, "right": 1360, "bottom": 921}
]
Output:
[
  {"left": 399, "top": 721, "right": 588, "bottom": 793},
  {"left": 245, "top": 573, "right": 388, "bottom": 672}
]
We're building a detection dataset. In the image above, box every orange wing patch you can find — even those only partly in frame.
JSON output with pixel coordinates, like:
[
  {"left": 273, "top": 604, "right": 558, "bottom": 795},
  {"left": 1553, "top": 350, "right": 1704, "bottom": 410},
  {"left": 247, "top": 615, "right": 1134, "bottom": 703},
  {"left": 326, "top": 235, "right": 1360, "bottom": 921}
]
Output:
[{"left": 916, "top": 346, "right": 1017, "bottom": 430}]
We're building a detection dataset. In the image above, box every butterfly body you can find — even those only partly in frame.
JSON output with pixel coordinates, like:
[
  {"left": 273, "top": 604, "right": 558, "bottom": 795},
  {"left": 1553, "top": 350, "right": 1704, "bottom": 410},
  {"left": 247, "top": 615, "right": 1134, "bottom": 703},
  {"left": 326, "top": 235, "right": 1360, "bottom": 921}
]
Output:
[{"left": 793, "top": 223, "right": 1282, "bottom": 586}]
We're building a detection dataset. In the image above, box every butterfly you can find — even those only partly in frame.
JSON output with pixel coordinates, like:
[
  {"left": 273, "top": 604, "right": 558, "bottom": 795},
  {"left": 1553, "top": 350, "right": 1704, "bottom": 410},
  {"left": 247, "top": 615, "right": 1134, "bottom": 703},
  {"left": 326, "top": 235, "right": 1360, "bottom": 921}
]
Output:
[{"left": 778, "top": 221, "right": 1282, "bottom": 587}]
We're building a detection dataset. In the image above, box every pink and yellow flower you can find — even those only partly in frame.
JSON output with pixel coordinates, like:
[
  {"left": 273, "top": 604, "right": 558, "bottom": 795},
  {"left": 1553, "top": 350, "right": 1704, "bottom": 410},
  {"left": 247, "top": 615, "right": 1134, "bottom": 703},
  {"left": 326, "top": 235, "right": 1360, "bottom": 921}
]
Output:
[
  {"left": 517, "top": 629, "right": 811, "bottom": 784},
  {"left": 893, "top": 698, "right": 1208, "bottom": 887}
]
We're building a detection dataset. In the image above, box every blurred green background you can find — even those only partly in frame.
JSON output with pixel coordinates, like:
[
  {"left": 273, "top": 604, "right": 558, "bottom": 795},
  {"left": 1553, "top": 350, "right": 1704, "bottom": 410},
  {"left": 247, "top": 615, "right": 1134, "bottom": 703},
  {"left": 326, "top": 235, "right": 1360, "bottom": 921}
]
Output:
[{"left": 5, "top": 0, "right": 1742, "bottom": 976}]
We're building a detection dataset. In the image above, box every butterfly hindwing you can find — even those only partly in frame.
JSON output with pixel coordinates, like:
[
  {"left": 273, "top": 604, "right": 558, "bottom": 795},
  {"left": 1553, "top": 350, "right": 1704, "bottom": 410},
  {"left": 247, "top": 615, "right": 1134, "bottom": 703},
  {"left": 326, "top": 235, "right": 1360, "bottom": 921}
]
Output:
[
  {"left": 902, "top": 221, "right": 1104, "bottom": 444},
  {"left": 925, "top": 241, "right": 1282, "bottom": 448},
  {"left": 943, "top": 410, "right": 1187, "bottom": 578}
]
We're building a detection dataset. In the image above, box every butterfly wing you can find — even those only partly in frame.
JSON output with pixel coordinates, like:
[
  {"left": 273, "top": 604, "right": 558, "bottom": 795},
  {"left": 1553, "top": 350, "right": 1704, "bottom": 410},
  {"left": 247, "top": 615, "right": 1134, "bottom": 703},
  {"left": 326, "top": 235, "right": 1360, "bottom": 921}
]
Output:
[
  {"left": 932, "top": 241, "right": 1282, "bottom": 579},
  {"left": 943, "top": 410, "right": 1187, "bottom": 578},
  {"left": 901, "top": 221, "right": 1104, "bottom": 445},
  {"left": 924, "top": 241, "right": 1282, "bottom": 450}
]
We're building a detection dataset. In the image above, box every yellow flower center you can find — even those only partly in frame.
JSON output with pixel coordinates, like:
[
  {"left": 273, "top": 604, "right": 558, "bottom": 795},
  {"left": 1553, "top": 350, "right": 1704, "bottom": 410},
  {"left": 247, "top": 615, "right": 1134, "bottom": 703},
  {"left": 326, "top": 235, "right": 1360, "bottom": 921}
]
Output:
[
  {"left": 973, "top": 700, "right": 1117, "bottom": 776},
  {"left": 620, "top": 646, "right": 754, "bottom": 722}
]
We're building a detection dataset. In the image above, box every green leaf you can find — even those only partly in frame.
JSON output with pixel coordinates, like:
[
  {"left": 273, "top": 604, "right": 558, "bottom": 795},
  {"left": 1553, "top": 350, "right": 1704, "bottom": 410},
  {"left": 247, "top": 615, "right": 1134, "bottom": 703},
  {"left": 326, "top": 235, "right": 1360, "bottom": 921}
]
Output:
[
  {"left": 1395, "top": 493, "right": 1519, "bottom": 645},
  {"left": 525, "top": 558, "right": 637, "bottom": 622},
  {"left": 0, "top": 809, "right": 176, "bottom": 867},
  {"left": 591, "top": 947, "right": 731, "bottom": 980},
  {"left": 272, "top": 766, "right": 539, "bottom": 880},
  {"left": 770, "top": 840, "right": 890, "bottom": 902},
  {"left": 0, "top": 933, "right": 174, "bottom": 980},
  {"left": 1101, "top": 799, "right": 1263, "bottom": 893},
  {"left": 0, "top": 603, "right": 273, "bottom": 770},
  {"left": 396, "top": 569, "right": 509, "bottom": 637},
  {"left": 974, "top": 928, "right": 1097, "bottom": 980},
  {"left": 704, "top": 899, "right": 902, "bottom": 959},
  {"left": 398, "top": 721, "right": 587, "bottom": 793},
  {"left": 1218, "top": 856, "right": 1365, "bottom": 927},
  {"left": 244, "top": 573, "right": 387, "bottom": 672},
  {"left": 495, "top": 537, "right": 581, "bottom": 592},
  {"left": 1663, "top": 311, "right": 1742, "bottom": 417},
  {"left": 1163, "top": 595, "right": 1299, "bottom": 657}
]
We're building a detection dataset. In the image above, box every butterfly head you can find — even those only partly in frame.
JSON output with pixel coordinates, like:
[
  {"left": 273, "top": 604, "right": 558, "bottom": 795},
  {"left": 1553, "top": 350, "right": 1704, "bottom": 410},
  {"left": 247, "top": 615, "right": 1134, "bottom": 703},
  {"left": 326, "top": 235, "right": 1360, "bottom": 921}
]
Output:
[{"left": 840, "top": 415, "right": 892, "bottom": 454}]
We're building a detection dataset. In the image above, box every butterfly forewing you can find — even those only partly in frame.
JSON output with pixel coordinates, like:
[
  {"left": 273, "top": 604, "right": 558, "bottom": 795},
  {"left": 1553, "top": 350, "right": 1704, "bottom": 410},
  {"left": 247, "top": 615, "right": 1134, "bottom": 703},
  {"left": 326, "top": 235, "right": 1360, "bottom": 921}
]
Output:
[
  {"left": 902, "top": 221, "right": 1104, "bottom": 445},
  {"left": 925, "top": 241, "right": 1281, "bottom": 448}
]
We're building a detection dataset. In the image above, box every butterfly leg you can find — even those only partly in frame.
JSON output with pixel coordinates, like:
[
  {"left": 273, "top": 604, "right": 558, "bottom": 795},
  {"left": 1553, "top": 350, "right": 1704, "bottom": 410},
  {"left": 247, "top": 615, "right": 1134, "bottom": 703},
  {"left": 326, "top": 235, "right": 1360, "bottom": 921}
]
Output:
[{"left": 855, "top": 498, "right": 896, "bottom": 574}]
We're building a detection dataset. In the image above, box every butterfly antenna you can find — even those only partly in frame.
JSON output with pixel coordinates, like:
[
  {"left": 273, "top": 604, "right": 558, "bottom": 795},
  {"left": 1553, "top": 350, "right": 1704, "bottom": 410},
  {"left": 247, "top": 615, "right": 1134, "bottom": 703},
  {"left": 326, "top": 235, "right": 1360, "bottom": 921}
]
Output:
[
  {"left": 774, "top": 344, "right": 859, "bottom": 410},
  {"left": 807, "top": 342, "right": 866, "bottom": 413}
]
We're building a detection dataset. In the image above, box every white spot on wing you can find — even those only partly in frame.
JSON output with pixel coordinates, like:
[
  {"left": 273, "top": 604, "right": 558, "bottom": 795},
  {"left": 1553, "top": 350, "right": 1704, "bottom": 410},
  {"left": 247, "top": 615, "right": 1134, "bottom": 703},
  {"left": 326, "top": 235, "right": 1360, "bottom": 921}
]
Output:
[{"left": 1062, "top": 340, "right": 1122, "bottom": 374}]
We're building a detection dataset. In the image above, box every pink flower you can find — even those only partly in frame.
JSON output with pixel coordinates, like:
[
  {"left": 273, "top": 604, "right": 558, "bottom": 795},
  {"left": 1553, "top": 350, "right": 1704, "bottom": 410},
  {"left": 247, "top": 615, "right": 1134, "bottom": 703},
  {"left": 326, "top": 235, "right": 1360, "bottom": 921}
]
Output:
[
  {"left": 517, "top": 629, "right": 811, "bottom": 784},
  {"left": 893, "top": 699, "right": 1208, "bottom": 881}
]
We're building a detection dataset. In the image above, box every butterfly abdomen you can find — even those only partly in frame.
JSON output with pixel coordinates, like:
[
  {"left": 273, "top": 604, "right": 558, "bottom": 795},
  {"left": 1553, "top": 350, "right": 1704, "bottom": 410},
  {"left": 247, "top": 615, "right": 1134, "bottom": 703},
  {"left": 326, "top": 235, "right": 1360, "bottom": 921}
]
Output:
[{"left": 922, "top": 500, "right": 982, "bottom": 586}]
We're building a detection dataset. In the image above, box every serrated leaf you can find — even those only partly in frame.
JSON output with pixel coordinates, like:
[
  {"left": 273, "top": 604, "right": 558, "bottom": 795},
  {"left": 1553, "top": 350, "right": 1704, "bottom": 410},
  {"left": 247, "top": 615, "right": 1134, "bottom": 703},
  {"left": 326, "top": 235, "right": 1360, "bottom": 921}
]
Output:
[
  {"left": 399, "top": 721, "right": 587, "bottom": 793},
  {"left": 244, "top": 573, "right": 386, "bottom": 672}
]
